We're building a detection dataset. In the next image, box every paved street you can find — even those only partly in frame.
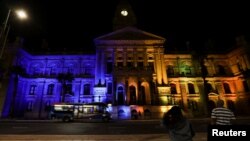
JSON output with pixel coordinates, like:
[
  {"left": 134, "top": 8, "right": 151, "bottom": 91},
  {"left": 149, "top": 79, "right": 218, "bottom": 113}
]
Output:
[
  {"left": 0, "top": 133, "right": 207, "bottom": 141},
  {"left": 0, "top": 117, "right": 249, "bottom": 141}
]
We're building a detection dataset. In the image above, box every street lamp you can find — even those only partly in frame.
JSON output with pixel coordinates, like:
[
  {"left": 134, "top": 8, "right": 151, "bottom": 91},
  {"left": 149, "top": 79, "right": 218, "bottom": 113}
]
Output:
[
  {"left": 0, "top": 8, "right": 27, "bottom": 118},
  {"left": 0, "top": 9, "right": 28, "bottom": 59}
]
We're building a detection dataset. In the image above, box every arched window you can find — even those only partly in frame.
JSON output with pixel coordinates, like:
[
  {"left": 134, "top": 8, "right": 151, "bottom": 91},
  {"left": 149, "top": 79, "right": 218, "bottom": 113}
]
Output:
[
  {"left": 170, "top": 83, "right": 177, "bottom": 94},
  {"left": 129, "top": 86, "right": 136, "bottom": 105},
  {"left": 118, "top": 86, "right": 124, "bottom": 105},
  {"left": 188, "top": 83, "right": 195, "bottom": 94},
  {"left": 84, "top": 84, "right": 91, "bottom": 95},
  {"left": 139, "top": 86, "right": 146, "bottom": 105},
  {"left": 223, "top": 83, "right": 231, "bottom": 94},
  {"left": 206, "top": 83, "right": 213, "bottom": 93}
]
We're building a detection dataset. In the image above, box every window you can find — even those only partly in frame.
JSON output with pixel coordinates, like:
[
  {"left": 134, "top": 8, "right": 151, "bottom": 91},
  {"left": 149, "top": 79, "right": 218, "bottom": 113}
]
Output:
[
  {"left": 138, "top": 86, "right": 146, "bottom": 105},
  {"left": 27, "top": 101, "right": 33, "bottom": 111},
  {"left": 128, "top": 57, "right": 132, "bottom": 60},
  {"left": 84, "top": 68, "right": 92, "bottom": 75},
  {"left": 188, "top": 83, "right": 195, "bottom": 94},
  {"left": 29, "top": 85, "right": 36, "bottom": 95},
  {"left": 65, "top": 84, "right": 73, "bottom": 95},
  {"left": 33, "top": 67, "right": 40, "bottom": 75},
  {"left": 51, "top": 68, "right": 57, "bottom": 76},
  {"left": 107, "top": 83, "right": 112, "bottom": 94},
  {"left": 218, "top": 65, "right": 226, "bottom": 75},
  {"left": 206, "top": 83, "right": 213, "bottom": 93},
  {"left": 47, "top": 84, "right": 54, "bottom": 95},
  {"left": 137, "top": 62, "right": 143, "bottom": 68},
  {"left": 138, "top": 57, "right": 143, "bottom": 60},
  {"left": 107, "top": 57, "right": 112, "bottom": 60},
  {"left": 118, "top": 86, "right": 124, "bottom": 105},
  {"left": 129, "top": 86, "right": 136, "bottom": 105},
  {"left": 223, "top": 83, "right": 231, "bottom": 94},
  {"left": 167, "top": 65, "right": 174, "bottom": 76},
  {"left": 67, "top": 68, "right": 73, "bottom": 74},
  {"left": 106, "top": 62, "right": 113, "bottom": 74},
  {"left": 117, "top": 62, "right": 123, "bottom": 67},
  {"left": 148, "top": 62, "right": 154, "bottom": 71},
  {"left": 148, "top": 57, "right": 153, "bottom": 60},
  {"left": 84, "top": 84, "right": 91, "bottom": 95},
  {"left": 127, "top": 62, "right": 133, "bottom": 68},
  {"left": 170, "top": 83, "right": 177, "bottom": 94}
]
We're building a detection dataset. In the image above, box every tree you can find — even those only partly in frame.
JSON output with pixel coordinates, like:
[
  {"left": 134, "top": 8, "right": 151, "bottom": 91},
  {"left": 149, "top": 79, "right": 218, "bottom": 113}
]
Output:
[
  {"left": 191, "top": 40, "right": 210, "bottom": 116},
  {"left": 9, "top": 65, "right": 26, "bottom": 118},
  {"left": 57, "top": 72, "right": 74, "bottom": 102}
]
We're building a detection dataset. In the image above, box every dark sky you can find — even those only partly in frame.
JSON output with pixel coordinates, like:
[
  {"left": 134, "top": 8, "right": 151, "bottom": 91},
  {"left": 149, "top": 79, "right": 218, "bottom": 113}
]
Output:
[{"left": 1, "top": 0, "right": 249, "bottom": 53}]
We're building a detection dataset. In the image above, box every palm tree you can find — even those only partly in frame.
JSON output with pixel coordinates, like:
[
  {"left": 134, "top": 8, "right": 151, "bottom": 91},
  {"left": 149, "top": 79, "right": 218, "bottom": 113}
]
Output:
[{"left": 57, "top": 72, "right": 74, "bottom": 102}]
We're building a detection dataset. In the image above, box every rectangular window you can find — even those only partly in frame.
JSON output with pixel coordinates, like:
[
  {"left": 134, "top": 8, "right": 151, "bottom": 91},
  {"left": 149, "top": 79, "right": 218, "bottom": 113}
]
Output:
[
  {"left": 127, "top": 62, "right": 133, "bottom": 68},
  {"left": 85, "top": 68, "right": 92, "bottom": 75},
  {"left": 27, "top": 101, "right": 33, "bottom": 111},
  {"left": 47, "top": 84, "right": 54, "bottom": 95},
  {"left": 84, "top": 84, "right": 91, "bottom": 95},
  {"left": 107, "top": 62, "right": 113, "bottom": 74},
  {"left": 148, "top": 62, "right": 154, "bottom": 71},
  {"left": 29, "top": 85, "right": 36, "bottom": 95},
  {"left": 137, "top": 62, "right": 143, "bottom": 68},
  {"left": 107, "top": 83, "right": 112, "bottom": 94},
  {"left": 117, "top": 62, "right": 123, "bottom": 67},
  {"left": 66, "top": 84, "right": 73, "bottom": 95}
]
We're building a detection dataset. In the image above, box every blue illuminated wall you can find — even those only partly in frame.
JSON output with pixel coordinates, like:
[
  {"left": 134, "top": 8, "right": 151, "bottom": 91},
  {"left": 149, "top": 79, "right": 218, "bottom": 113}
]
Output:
[{"left": 1, "top": 49, "right": 111, "bottom": 118}]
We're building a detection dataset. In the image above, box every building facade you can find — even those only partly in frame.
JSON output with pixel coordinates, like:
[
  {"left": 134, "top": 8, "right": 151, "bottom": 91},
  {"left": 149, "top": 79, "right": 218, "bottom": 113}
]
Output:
[{"left": 1, "top": 1, "right": 250, "bottom": 119}]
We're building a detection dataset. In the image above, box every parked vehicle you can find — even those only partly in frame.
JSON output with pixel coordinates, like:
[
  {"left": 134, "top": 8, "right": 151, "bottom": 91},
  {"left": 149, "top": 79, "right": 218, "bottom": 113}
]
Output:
[{"left": 49, "top": 102, "right": 112, "bottom": 122}]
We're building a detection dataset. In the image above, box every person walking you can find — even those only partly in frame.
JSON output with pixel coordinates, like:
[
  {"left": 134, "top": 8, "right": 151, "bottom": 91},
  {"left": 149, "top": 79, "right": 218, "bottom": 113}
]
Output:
[
  {"left": 162, "top": 106, "right": 195, "bottom": 141},
  {"left": 211, "top": 99, "right": 236, "bottom": 125}
]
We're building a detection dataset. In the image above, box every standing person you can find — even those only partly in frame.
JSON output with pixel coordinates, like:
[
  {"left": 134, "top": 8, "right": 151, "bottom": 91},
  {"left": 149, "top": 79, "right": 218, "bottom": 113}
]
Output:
[
  {"left": 162, "top": 106, "right": 195, "bottom": 141},
  {"left": 211, "top": 99, "right": 236, "bottom": 125}
]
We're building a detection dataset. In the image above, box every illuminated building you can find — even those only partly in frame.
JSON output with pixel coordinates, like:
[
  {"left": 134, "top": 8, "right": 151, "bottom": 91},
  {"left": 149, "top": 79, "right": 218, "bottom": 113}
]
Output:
[{"left": 1, "top": 1, "right": 250, "bottom": 119}]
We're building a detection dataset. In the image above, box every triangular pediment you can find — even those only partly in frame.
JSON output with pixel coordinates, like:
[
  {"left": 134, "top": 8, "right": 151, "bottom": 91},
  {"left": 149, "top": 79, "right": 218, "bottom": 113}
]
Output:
[{"left": 95, "top": 26, "right": 165, "bottom": 41}]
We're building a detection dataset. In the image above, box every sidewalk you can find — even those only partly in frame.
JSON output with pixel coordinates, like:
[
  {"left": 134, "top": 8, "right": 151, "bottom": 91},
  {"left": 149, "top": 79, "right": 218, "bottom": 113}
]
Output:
[{"left": 0, "top": 133, "right": 207, "bottom": 141}]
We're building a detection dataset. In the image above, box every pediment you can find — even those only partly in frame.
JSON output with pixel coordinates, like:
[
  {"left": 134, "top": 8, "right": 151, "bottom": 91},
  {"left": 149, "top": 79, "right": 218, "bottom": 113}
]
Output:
[{"left": 94, "top": 26, "right": 165, "bottom": 41}]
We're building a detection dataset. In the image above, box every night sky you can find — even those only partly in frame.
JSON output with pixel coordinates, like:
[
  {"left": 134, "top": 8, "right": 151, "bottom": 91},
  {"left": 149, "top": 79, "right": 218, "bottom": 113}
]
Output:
[{"left": 1, "top": 0, "right": 249, "bottom": 53}]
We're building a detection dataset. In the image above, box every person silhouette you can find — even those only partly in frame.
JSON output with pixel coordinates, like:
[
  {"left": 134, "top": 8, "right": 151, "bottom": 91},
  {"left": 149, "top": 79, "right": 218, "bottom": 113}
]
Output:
[
  {"left": 211, "top": 99, "right": 236, "bottom": 125},
  {"left": 162, "top": 106, "right": 195, "bottom": 141}
]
